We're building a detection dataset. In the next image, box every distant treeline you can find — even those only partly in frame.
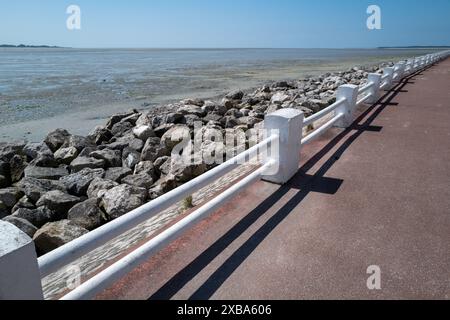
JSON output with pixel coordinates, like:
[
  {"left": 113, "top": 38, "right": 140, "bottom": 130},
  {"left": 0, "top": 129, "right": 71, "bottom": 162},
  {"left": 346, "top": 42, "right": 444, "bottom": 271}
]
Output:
[{"left": 0, "top": 44, "right": 63, "bottom": 48}]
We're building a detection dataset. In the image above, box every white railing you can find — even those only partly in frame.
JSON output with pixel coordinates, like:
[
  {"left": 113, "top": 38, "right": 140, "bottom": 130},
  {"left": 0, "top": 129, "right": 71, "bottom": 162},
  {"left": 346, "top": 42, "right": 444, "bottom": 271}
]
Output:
[{"left": 1, "top": 49, "right": 449, "bottom": 300}]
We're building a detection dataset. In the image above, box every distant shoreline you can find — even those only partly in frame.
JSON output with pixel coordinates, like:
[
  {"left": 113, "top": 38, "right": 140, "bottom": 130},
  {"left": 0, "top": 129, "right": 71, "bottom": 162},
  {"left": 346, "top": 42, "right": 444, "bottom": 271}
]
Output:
[
  {"left": 378, "top": 46, "right": 450, "bottom": 49},
  {"left": 0, "top": 44, "right": 65, "bottom": 48}
]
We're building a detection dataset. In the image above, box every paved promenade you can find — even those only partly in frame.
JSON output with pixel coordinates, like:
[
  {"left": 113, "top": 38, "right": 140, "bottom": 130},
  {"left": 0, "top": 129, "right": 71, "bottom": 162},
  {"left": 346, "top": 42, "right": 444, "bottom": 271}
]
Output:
[{"left": 97, "top": 58, "right": 450, "bottom": 300}]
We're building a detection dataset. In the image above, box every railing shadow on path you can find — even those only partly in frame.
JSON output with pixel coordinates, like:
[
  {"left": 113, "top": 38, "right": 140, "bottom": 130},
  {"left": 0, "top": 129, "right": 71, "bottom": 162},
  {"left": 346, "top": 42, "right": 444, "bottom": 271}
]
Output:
[{"left": 148, "top": 64, "right": 435, "bottom": 300}]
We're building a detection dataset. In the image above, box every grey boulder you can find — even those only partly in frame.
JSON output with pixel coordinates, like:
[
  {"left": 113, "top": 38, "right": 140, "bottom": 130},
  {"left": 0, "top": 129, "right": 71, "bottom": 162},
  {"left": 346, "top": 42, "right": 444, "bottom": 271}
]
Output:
[
  {"left": 33, "top": 220, "right": 89, "bottom": 254},
  {"left": 36, "top": 190, "right": 82, "bottom": 214},
  {"left": 59, "top": 168, "right": 105, "bottom": 196},
  {"left": 70, "top": 156, "right": 105, "bottom": 173},
  {"left": 104, "top": 167, "right": 132, "bottom": 183},
  {"left": 100, "top": 184, "right": 147, "bottom": 219},
  {"left": 24, "top": 165, "right": 69, "bottom": 180},
  {"left": 87, "top": 177, "right": 119, "bottom": 199},
  {"left": 68, "top": 198, "right": 105, "bottom": 230},
  {"left": 16, "top": 177, "right": 67, "bottom": 202},
  {"left": 2, "top": 216, "right": 38, "bottom": 238}
]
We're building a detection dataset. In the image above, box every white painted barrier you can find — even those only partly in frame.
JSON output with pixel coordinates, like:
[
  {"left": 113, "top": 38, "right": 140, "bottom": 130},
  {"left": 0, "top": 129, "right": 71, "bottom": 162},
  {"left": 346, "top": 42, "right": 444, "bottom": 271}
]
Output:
[{"left": 0, "top": 49, "right": 449, "bottom": 300}]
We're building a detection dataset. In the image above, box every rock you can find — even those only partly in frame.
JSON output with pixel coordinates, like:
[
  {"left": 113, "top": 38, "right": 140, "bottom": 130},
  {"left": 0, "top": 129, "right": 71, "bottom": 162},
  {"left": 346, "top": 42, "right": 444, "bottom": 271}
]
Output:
[
  {"left": 0, "top": 141, "right": 25, "bottom": 162},
  {"left": 122, "top": 173, "right": 154, "bottom": 189},
  {"left": 0, "top": 187, "right": 24, "bottom": 209},
  {"left": 224, "top": 116, "right": 239, "bottom": 128},
  {"left": 270, "top": 92, "right": 291, "bottom": 104},
  {"left": 106, "top": 110, "right": 137, "bottom": 130},
  {"left": 210, "top": 104, "right": 227, "bottom": 116},
  {"left": 0, "top": 161, "right": 9, "bottom": 187},
  {"left": 177, "top": 105, "right": 206, "bottom": 117},
  {"left": 78, "top": 147, "right": 97, "bottom": 158},
  {"left": 165, "top": 157, "right": 208, "bottom": 183},
  {"left": 23, "top": 142, "right": 53, "bottom": 160},
  {"left": 273, "top": 81, "right": 290, "bottom": 88},
  {"left": 2, "top": 216, "right": 38, "bottom": 238},
  {"left": 148, "top": 175, "right": 179, "bottom": 199},
  {"left": 135, "top": 111, "right": 153, "bottom": 127},
  {"left": 0, "top": 175, "right": 8, "bottom": 188},
  {"left": 33, "top": 220, "right": 89, "bottom": 254},
  {"left": 70, "top": 156, "right": 105, "bottom": 173},
  {"left": 24, "top": 165, "right": 69, "bottom": 180},
  {"left": 16, "top": 178, "right": 67, "bottom": 202},
  {"left": 13, "top": 207, "right": 57, "bottom": 228},
  {"left": 68, "top": 198, "right": 105, "bottom": 230},
  {"left": 29, "top": 154, "right": 58, "bottom": 168},
  {"left": 60, "top": 168, "right": 105, "bottom": 196},
  {"left": 225, "top": 108, "right": 244, "bottom": 118},
  {"left": 221, "top": 98, "right": 237, "bottom": 110},
  {"left": 122, "top": 147, "right": 141, "bottom": 170},
  {"left": 44, "top": 129, "right": 71, "bottom": 152},
  {"left": 0, "top": 160, "right": 9, "bottom": 177},
  {"left": 161, "top": 125, "right": 191, "bottom": 151},
  {"left": 105, "top": 133, "right": 144, "bottom": 152},
  {"left": 0, "top": 201, "right": 9, "bottom": 219},
  {"left": 203, "top": 113, "right": 223, "bottom": 123},
  {"left": 61, "top": 135, "right": 94, "bottom": 152},
  {"left": 11, "top": 196, "right": 35, "bottom": 213},
  {"left": 104, "top": 167, "right": 132, "bottom": 183},
  {"left": 301, "top": 99, "right": 325, "bottom": 113},
  {"left": 154, "top": 156, "right": 170, "bottom": 172},
  {"left": 141, "top": 137, "right": 169, "bottom": 162},
  {"left": 183, "top": 114, "right": 201, "bottom": 127},
  {"left": 165, "top": 113, "right": 185, "bottom": 125},
  {"left": 181, "top": 98, "right": 204, "bottom": 107},
  {"left": 111, "top": 121, "right": 133, "bottom": 137},
  {"left": 100, "top": 184, "right": 147, "bottom": 219},
  {"left": 134, "top": 161, "right": 157, "bottom": 178},
  {"left": 36, "top": 190, "right": 82, "bottom": 214},
  {"left": 87, "top": 126, "right": 112, "bottom": 145},
  {"left": 266, "top": 104, "right": 282, "bottom": 114},
  {"left": 154, "top": 124, "right": 175, "bottom": 137},
  {"left": 90, "top": 149, "right": 122, "bottom": 168},
  {"left": 54, "top": 147, "right": 79, "bottom": 164},
  {"left": 133, "top": 125, "right": 155, "bottom": 141},
  {"left": 120, "top": 113, "right": 141, "bottom": 126},
  {"left": 87, "top": 177, "right": 119, "bottom": 199},
  {"left": 226, "top": 90, "right": 244, "bottom": 101},
  {"left": 237, "top": 116, "right": 261, "bottom": 128},
  {"left": 9, "top": 154, "right": 28, "bottom": 183}
]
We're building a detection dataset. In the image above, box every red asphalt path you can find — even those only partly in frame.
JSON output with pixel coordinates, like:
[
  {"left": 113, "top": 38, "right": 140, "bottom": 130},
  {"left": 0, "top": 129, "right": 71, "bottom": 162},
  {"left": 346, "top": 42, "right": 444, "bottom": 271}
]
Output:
[{"left": 97, "top": 58, "right": 450, "bottom": 300}]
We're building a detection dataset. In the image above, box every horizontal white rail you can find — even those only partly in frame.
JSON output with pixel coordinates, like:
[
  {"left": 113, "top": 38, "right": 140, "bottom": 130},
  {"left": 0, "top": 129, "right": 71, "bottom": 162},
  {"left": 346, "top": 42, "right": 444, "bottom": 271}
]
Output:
[
  {"left": 303, "top": 98, "right": 346, "bottom": 127},
  {"left": 38, "top": 134, "right": 278, "bottom": 277},
  {"left": 358, "top": 81, "right": 374, "bottom": 94},
  {"left": 302, "top": 112, "right": 344, "bottom": 146},
  {"left": 356, "top": 92, "right": 373, "bottom": 106},
  {"left": 61, "top": 161, "right": 273, "bottom": 300}
]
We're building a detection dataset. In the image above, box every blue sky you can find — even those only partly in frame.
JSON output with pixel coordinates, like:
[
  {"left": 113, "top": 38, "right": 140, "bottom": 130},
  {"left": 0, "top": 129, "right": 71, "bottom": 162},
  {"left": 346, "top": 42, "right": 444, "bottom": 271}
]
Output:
[{"left": 1, "top": 0, "right": 449, "bottom": 48}]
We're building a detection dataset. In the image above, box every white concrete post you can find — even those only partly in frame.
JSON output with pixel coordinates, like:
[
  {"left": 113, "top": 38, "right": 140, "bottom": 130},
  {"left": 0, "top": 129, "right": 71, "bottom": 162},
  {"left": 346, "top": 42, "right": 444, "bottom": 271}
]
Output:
[
  {"left": 366, "top": 73, "right": 382, "bottom": 104},
  {"left": 262, "top": 108, "right": 304, "bottom": 184},
  {"left": 334, "top": 84, "right": 359, "bottom": 128},
  {"left": 0, "top": 221, "right": 44, "bottom": 300},
  {"left": 394, "top": 62, "right": 406, "bottom": 82},
  {"left": 382, "top": 67, "right": 395, "bottom": 90}
]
